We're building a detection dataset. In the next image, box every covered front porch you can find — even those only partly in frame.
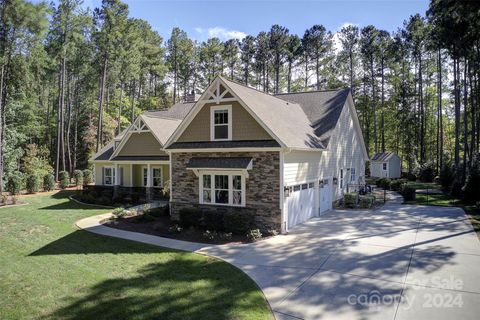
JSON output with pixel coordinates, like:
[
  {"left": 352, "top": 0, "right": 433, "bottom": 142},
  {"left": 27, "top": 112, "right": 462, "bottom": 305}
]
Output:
[{"left": 93, "top": 159, "right": 170, "bottom": 194}]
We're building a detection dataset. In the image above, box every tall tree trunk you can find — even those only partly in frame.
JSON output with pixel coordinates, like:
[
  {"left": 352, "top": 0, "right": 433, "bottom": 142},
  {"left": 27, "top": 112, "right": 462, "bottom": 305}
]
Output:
[
  {"left": 304, "top": 55, "right": 308, "bottom": 90},
  {"left": 381, "top": 57, "right": 385, "bottom": 153},
  {"left": 66, "top": 77, "right": 72, "bottom": 174},
  {"left": 463, "top": 59, "right": 468, "bottom": 177},
  {"left": 130, "top": 78, "right": 136, "bottom": 123},
  {"left": 55, "top": 69, "right": 62, "bottom": 180},
  {"left": 371, "top": 56, "right": 377, "bottom": 153},
  {"left": 117, "top": 83, "right": 123, "bottom": 135},
  {"left": 437, "top": 48, "right": 443, "bottom": 172},
  {"left": 287, "top": 61, "right": 292, "bottom": 93},
  {"left": 453, "top": 57, "right": 460, "bottom": 167},
  {"left": 419, "top": 53, "right": 425, "bottom": 163},
  {"left": 96, "top": 56, "right": 108, "bottom": 153},
  {"left": 349, "top": 50, "right": 354, "bottom": 98},
  {"left": 315, "top": 57, "right": 320, "bottom": 90}
]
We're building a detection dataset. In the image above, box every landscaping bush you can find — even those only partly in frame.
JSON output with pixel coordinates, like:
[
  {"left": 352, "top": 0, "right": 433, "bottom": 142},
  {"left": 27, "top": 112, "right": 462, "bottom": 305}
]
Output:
[
  {"left": 402, "top": 171, "right": 417, "bottom": 181},
  {"left": 400, "top": 185, "right": 416, "bottom": 201},
  {"left": 224, "top": 212, "right": 254, "bottom": 235},
  {"left": 43, "top": 174, "right": 55, "bottom": 191},
  {"left": 168, "top": 224, "right": 183, "bottom": 233},
  {"left": 1, "top": 194, "right": 7, "bottom": 205},
  {"left": 344, "top": 192, "right": 357, "bottom": 208},
  {"left": 415, "top": 161, "right": 435, "bottom": 182},
  {"left": 59, "top": 171, "right": 70, "bottom": 189},
  {"left": 83, "top": 169, "right": 93, "bottom": 186},
  {"left": 365, "top": 177, "right": 378, "bottom": 186},
  {"left": 179, "top": 208, "right": 202, "bottom": 228},
  {"left": 359, "top": 195, "right": 375, "bottom": 208},
  {"left": 218, "top": 232, "right": 232, "bottom": 241},
  {"left": 6, "top": 173, "right": 23, "bottom": 195},
  {"left": 463, "top": 157, "right": 480, "bottom": 203},
  {"left": 26, "top": 174, "right": 41, "bottom": 194},
  {"left": 389, "top": 179, "right": 405, "bottom": 192},
  {"left": 112, "top": 207, "right": 128, "bottom": 218},
  {"left": 246, "top": 229, "right": 262, "bottom": 242},
  {"left": 73, "top": 170, "right": 83, "bottom": 187},
  {"left": 202, "top": 230, "right": 218, "bottom": 241},
  {"left": 202, "top": 210, "right": 225, "bottom": 231},
  {"left": 377, "top": 178, "right": 392, "bottom": 190},
  {"left": 145, "top": 205, "right": 169, "bottom": 218}
]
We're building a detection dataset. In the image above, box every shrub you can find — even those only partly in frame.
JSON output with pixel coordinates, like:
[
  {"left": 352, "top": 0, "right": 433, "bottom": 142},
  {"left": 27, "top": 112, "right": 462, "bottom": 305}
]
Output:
[
  {"left": 11, "top": 196, "right": 18, "bottom": 204},
  {"left": 179, "top": 208, "right": 202, "bottom": 228},
  {"left": 202, "top": 230, "right": 218, "bottom": 241},
  {"left": 26, "top": 174, "right": 41, "bottom": 194},
  {"left": 402, "top": 171, "right": 417, "bottom": 181},
  {"left": 168, "top": 224, "right": 183, "bottom": 233},
  {"left": 266, "top": 229, "right": 279, "bottom": 237},
  {"left": 112, "top": 207, "right": 128, "bottom": 218},
  {"left": 389, "top": 179, "right": 405, "bottom": 192},
  {"left": 162, "top": 179, "right": 170, "bottom": 198},
  {"left": 145, "top": 205, "right": 169, "bottom": 218},
  {"left": 202, "top": 210, "right": 225, "bottom": 231},
  {"left": 6, "top": 173, "right": 23, "bottom": 195},
  {"left": 1, "top": 194, "right": 7, "bottom": 205},
  {"left": 416, "top": 161, "right": 435, "bottom": 182},
  {"left": 59, "top": 171, "right": 70, "bottom": 189},
  {"left": 359, "top": 195, "right": 375, "bottom": 208},
  {"left": 224, "top": 212, "right": 254, "bottom": 235},
  {"left": 83, "top": 169, "right": 93, "bottom": 186},
  {"left": 377, "top": 178, "right": 392, "bottom": 190},
  {"left": 344, "top": 192, "right": 357, "bottom": 208},
  {"left": 43, "top": 174, "right": 55, "bottom": 191},
  {"left": 73, "top": 170, "right": 83, "bottom": 187},
  {"left": 463, "top": 157, "right": 480, "bottom": 203},
  {"left": 218, "top": 232, "right": 232, "bottom": 241},
  {"left": 401, "top": 185, "right": 416, "bottom": 201},
  {"left": 246, "top": 229, "right": 262, "bottom": 242}
]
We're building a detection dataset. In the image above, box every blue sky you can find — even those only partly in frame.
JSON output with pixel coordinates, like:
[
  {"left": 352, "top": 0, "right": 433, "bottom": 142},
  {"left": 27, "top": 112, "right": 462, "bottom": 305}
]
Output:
[{"left": 43, "top": 0, "right": 430, "bottom": 41}]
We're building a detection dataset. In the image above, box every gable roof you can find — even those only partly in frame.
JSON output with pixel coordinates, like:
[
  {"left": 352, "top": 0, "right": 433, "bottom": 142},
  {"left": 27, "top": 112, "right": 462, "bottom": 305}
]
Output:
[
  {"left": 220, "top": 77, "right": 325, "bottom": 149},
  {"left": 144, "top": 101, "right": 195, "bottom": 120},
  {"left": 371, "top": 152, "right": 397, "bottom": 162},
  {"left": 275, "top": 89, "right": 350, "bottom": 147}
]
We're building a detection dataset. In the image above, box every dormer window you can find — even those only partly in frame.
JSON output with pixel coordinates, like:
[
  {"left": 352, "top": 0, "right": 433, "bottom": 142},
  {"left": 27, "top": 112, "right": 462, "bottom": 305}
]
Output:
[{"left": 210, "top": 105, "right": 232, "bottom": 141}]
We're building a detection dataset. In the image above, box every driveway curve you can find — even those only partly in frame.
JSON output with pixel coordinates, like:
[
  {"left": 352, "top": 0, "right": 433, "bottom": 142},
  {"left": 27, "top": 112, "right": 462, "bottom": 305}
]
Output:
[{"left": 76, "top": 200, "right": 480, "bottom": 320}]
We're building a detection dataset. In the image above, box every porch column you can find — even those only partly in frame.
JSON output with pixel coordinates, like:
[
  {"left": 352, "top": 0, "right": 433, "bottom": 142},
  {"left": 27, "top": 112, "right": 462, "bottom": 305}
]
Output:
[
  {"left": 130, "top": 164, "right": 133, "bottom": 187},
  {"left": 147, "top": 163, "right": 152, "bottom": 187},
  {"left": 114, "top": 163, "right": 120, "bottom": 186}
]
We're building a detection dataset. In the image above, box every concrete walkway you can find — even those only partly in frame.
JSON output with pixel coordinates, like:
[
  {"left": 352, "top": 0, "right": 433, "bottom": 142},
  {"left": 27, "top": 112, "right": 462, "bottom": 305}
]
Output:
[{"left": 76, "top": 199, "right": 480, "bottom": 320}]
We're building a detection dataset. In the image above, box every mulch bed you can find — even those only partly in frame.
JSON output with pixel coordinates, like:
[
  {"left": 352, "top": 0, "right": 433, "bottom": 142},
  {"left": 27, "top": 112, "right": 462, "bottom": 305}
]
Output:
[{"left": 104, "top": 215, "right": 248, "bottom": 245}]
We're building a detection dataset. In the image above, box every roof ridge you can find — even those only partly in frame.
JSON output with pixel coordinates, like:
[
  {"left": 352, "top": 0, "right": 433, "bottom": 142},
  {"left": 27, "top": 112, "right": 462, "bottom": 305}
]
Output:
[
  {"left": 220, "top": 75, "right": 303, "bottom": 107},
  {"left": 275, "top": 88, "right": 350, "bottom": 95}
]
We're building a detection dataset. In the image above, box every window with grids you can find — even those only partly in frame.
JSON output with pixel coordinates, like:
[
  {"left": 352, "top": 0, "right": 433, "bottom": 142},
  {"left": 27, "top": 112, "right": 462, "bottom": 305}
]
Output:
[
  {"left": 104, "top": 167, "right": 115, "bottom": 185},
  {"left": 152, "top": 168, "right": 163, "bottom": 187},
  {"left": 212, "top": 107, "right": 230, "bottom": 140},
  {"left": 200, "top": 173, "right": 244, "bottom": 206},
  {"left": 350, "top": 168, "right": 356, "bottom": 182}
]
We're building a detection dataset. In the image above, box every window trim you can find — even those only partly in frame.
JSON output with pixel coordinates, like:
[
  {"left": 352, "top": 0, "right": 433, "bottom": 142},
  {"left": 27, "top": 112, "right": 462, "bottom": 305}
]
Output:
[
  {"left": 339, "top": 168, "right": 344, "bottom": 189},
  {"left": 210, "top": 105, "right": 232, "bottom": 141},
  {"left": 103, "top": 166, "right": 115, "bottom": 186},
  {"left": 142, "top": 166, "right": 148, "bottom": 187},
  {"left": 350, "top": 168, "right": 356, "bottom": 182},
  {"left": 382, "top": 163, "right": 388, "bottom": 171},
  {"left": 199, "top": 170, "right": 246, "bottom": 207}
]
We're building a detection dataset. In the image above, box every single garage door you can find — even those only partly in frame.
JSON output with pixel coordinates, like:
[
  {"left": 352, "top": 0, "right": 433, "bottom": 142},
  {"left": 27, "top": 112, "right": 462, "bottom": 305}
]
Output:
[
  {"left": 286, "top": 182, "right": 316, "bottom": 229},
  {"left": 319, "top": 178, "right": 332, "bottom": 214}
]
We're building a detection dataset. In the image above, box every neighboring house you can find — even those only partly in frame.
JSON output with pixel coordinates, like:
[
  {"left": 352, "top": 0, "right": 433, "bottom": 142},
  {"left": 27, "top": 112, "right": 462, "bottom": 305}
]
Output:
[
  {"left": 91, "top": 75, "right": 368, "bottom": 232},
  {"left": 370, "top": 152, "right": 401, "bottom": 178}
]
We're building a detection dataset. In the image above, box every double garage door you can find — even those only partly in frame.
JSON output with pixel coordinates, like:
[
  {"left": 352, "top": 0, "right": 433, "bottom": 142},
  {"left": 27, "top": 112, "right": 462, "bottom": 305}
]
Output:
[{"left": 286, "top": 178, "right": 333, "bottom": 229}]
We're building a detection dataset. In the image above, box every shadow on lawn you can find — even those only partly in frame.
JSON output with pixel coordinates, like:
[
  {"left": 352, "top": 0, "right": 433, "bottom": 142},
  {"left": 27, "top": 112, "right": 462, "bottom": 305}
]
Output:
[
  {"left": 45, "top": 258, "right": 265, "bottom": 320},
  {"left": 39, "top": 190, "right": 110, "bottom": 210}
]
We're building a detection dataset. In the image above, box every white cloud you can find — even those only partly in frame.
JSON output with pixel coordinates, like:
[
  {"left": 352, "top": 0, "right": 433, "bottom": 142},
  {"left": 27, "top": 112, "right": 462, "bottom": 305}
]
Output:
[
  {"left": 333, "top": 22, "right": 360, "bottom": 53},
  {"left": 195, "top": 27, "right": 247, "bottom": 41}
]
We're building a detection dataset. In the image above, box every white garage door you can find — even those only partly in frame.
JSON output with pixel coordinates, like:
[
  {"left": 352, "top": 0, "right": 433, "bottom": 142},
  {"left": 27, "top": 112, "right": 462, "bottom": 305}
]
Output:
[
  {"left": 286, "top": 182, "right": 316, "bottom": 229},
  {"left": 319, "top": 178, "right": 332, "bottom": 214}
]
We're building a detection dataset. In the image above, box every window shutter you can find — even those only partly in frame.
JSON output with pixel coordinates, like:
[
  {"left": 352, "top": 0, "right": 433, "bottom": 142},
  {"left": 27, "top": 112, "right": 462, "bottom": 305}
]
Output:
[{"left": 102, "top": 167, "right": 105, "bottom": 185}]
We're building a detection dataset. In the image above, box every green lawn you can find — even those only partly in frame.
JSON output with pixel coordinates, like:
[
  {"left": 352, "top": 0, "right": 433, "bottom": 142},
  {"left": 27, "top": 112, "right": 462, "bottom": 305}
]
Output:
[
  {"left": 404, "top": 181, "right": 441, "bottom": 190},
  {"left": 405, "top": 193, "right": 480, "bottom": 237},
  {"left": 0, "top": 191, "right": 272, "bottom": 320}
]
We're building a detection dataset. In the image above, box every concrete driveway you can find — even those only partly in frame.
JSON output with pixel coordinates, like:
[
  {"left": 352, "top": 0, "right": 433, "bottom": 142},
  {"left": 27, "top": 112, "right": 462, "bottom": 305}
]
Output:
[{"left": 199, "top": 202, "right": 480, "bottom": 320}]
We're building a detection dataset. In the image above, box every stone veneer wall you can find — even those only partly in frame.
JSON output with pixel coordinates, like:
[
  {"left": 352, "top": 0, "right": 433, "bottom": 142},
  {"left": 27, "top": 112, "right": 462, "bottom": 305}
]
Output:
[{"left": 170, "top": 151, "right": 281, "bottom": 231}]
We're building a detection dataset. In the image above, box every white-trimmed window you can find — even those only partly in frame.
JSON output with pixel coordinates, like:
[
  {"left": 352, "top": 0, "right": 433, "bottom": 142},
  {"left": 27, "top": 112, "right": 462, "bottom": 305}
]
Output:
[
  {"left": 152, "top": 167, "right": 163, "bottom": 188},
  {"left": 200, "top": 172, "right": 245, "bottom": 207},
  {"left": 340, "top": 169, "right": 344, "bottom": 189},
  {"left": 383, "top": 163, "right": 387, "bottom": 171},
  {"left": 104, "top": 167, "right": 115, "bottom": 186},
  {"left": 210, "top": 105, "right": 232, "bottom": 141},
  {"left": 350, "top": 168, "right": 356, "bottom": 182},
  {"left": 142, "top": 167, "right": 148, "bottom": 187}
]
